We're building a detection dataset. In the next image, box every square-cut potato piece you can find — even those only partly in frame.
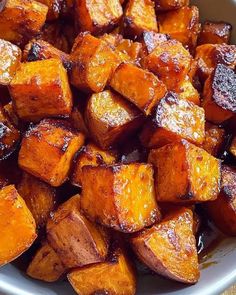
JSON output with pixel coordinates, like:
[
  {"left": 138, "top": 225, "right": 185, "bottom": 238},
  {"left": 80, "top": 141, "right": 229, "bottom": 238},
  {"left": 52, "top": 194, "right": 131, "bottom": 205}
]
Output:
[
  {"left": 27, "top": 241, "right": 65, "bottom": 282},
  {"left": 148, "top": 140, "right": 221, "bottom": 202},
  {"left": 85, "top": 90, "right": 143, "bottom": 149},
  {"left": 178, "top": 78, "right": 200, "bottom": 105},
  {"left": 71, "top": 142, "right": 117, "bottom": 187},
  {"left": 155, "top": 0, "right": 189, "bottom": 11},
  {"left": 23, "top": 40, "right": 72, "bottom": 71},
  {"left": 9, "top": 58, "right": 72, "bottom": 122},
  {"left": 0, "top": 185, "right": 37, "bottom": 267},
  {"left": 202, "top": 64, "right": 236, "bottom": 124},
  {"left": 142, "top": 39, "right": 192, "bottom": 92},
  {"left": 141, "top": 31, "right": 170, "bottom": 55},
  {"left": 68, "top": 244, "right": 136, "bottom": 295},
  {"left": 17, "top": 172, "right": 56, "bottom": 229},
  {"left": 0, "top": 0, "right": 48, "bottom": 46},
  {"left": 47, "top": 195, "right": 109, "bottom": 268},
  {"left": 18, "top": 119, "right": 84, "bottom": 187},
  {"left": 110, "top": 63, "right": 167, "bottom": 115},
  {"left": 230, "top": 137, "right": 236, "bottom": 158},
  {"left": 195, "top": 44, "right": 236, "bottom": 82},
  {"left": 0, "top": 39, "right": 21, "bottom": 85},
  {"left": 158, "top": 6, "right": 200, "bottom": 51},
  {"left": 206, "top": 165, "right": 236, "bottom": 236},
  {"left": 131, "top": 207, "right": 199, "bottom": 284},
  {"left": 200, "top": 122, "right": 225, "bottom": 157},
  {"left": 81, "top": 163, "right": 161, "bottom": 233},
  {"left": 123, "top": 0, "right": 157, "bottom": 38},
  {"left": 75, "top": 0, "right": 122, "bottom": 35},
  {"left": 0, "top": 105, "right": 20, "bottom": 160},
  {"left": 71, "top": 34, "right": 121, "bottom": 93},
  {"left": 140, "top": 93, "right": 205, "bottom": 148},
  {"left": 198, "top": 21, "right": 232, "bottom": 45}
]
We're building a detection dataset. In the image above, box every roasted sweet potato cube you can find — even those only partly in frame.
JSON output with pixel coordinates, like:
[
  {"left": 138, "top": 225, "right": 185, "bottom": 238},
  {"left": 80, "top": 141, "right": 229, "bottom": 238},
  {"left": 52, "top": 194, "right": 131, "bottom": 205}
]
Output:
[
  {"left": 148, "top": 140, "right": 221, "bottom": 202},
  {"left": 140, "top": 93, "right": 205, "bottom": 148},
  {"left": 23, "top": 40, "right": 72, "bottom": 71},
  {"left": 47, "top": 195, "right": 109, "bottom": 268},
  {"left": 206, "top": 165, "right": 236, "bottom": 236},
  {"left": 142, "top": 39, "right": 192, "bottom": 92},
  {"left": 0, "top": 39, "right": 21, "bottom": 85},
  {"left": 131, "top": 207, "right": 199, "bottom": 284},
  {"left": 158, "top": 6, "right": 200, "bottom": 51},
  {"left": 155, "top": 0, "right": 189, "bottom": 11},
  {"left": 178, "top": 78, "right": 200, "bottom": 105},
  {"left": 85, "top": 90, "right": 143, "bottom": 149},
  {"left": 18, "top": 119, "right": 84, "bottom": 187},
  {"left": 75, "top": 0, "right": 122, "bottom": 35},
  {"left": 71, "top": 143, "right": 117, "bottom": 187},
  {"left": 9, "top": 58, "right": 72, "bottom": 122},
  {"left": 123, "top": 0, "right": 158, "bottom": 38},
  {"left": 0, "top": 105, "right": 20, "bottom": 160},
  {"left": 110, "top": 63, "right": 167, "bottom": 115},
  {"left": 17, "top": 172, "right": 56, "bottom": 229},
  {"left": 0, "top": 185, "right": 37, "bottom": 267},
  {"left": 27, "top": 241, "right": 65, "bottom": 282},
  {"left": 141, "top": 31, "right": 170, "bottom": 55},
  {"left": 81, "top": 163, "right": 161, "bottom": 233},
  {"left": 36, "top": 0, "right": 62, "bottom": 20},
  {"left": 0, "top": 0, "right": 48, "bottom": 46},
  {"left": 202, "top": 64, "right": 236, "bottom": 124},
  {"left": 200, "top": 122, "right": 225, "bottom": 157},
  {"left": 71, "top": 34, "right": 121, "bottom": 93},
  {"left": 230, "top": 137, "right": 236, "bottom": 158},
  {"left": 68, "top": 245, "right": 136, "bottom": 295},
  {"left": 198, "top": 21, "right": 232, "bottom": 45}
]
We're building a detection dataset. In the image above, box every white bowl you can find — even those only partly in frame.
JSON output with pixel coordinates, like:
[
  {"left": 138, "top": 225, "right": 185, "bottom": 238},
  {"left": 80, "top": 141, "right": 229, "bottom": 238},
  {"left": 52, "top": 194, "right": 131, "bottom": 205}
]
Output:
[{"left": 1, "top": 0, "right": 236, "bottom": 294}]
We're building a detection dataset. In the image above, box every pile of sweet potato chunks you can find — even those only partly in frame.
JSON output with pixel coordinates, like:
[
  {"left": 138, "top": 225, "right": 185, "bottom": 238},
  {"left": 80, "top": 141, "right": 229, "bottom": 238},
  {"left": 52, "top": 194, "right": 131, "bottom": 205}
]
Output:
[{"left": 0, "top": 0, "right": 235, "bottom": 293}]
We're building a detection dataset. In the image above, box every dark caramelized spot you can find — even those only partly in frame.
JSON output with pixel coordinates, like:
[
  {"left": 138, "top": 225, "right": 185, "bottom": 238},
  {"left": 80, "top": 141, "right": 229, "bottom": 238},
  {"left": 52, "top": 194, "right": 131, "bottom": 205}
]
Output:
[{"left": 27, "top": 43, "right": 42, "bottom": 62}]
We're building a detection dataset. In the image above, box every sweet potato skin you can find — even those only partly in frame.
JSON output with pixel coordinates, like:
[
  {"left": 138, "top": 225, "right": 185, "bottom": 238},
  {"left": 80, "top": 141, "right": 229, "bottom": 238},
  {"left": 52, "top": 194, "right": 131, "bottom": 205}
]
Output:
[
  {"left": 0, "top": 185, "right": 37, "bottom": 267},
  {"left": 148, "top": 140, "right": 221, "bottom": 202},
  {"left": 85, "top": 90, "right": 144, "bottom": 149},
  {"left": 9, "top": 58, "right": 72, "bottom": 122},
  {"left": 140, "top": 93, "right": 205, "bottom": 148},
  {"left": 18, "top": 119, "right": 84, "bottom": 187},
  {"left": 206, "top": 165, "right": 236, "bottom": 236},
  {"left": 110, "top": 63, "right": 167, "bottom": 115},
  {"left": 81, "top": 163, "right": 161, "bottom": 233},
  {"left": 131, "top": 207, "right": 199, "bottom": 284},
  {"left": 47, "top": 195, "right": 109, "bottom": 268},
  {"left": 27, "top": 242, "right": 65, "bottom": 282}
]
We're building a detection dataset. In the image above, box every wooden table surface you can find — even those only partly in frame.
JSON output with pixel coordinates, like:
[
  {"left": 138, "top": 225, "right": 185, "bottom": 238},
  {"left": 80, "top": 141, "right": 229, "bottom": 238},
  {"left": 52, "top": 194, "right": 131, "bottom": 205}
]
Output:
[{"left": 222, "top": 285, "right": 236, "bottom": 294}]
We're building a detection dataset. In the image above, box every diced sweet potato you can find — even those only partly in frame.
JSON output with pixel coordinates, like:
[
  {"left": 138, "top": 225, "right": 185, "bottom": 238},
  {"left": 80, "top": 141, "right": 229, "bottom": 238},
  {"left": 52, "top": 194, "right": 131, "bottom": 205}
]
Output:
[
  {"left": 18, "top": 119, "right": 84, "bottom": 187},
  {"left": 85, "top": 90, "right": 143, "bottom": 149},
  {"left": 71, "top": 142, "right": 117, "bottom": 187},
  {"left": 0, "top": 0, "right": 48, "bottom": 46},
  {"left": 148, "top": 140, "right": 221, "bottom": 202},
  {"left": 198, "top": 21, "right": 232, "bottom": 45},
  {"left": 141, "top": 31, "right": 170, "bottom": 55},
  {"left": 0, "top": 105, "right": 20, "bottom": 160},
  {"left": 75, "top": 0, "right": 122, "bottom": 35},
  {"left": 0, "top": 185, "right": 37, "bottom": 267},
  {"left": 9, "top": 58, "right": 72, "bottom": 122},
  {"left": 195, "top": 44, "right": 236, "bottom": 82},
  {"left": 36, "top": 0, "right": 62, "bottom": 20},
  {"left": 81, "top": 163, "right": 161, "bottom": 233},
  {"left": 27, "top": 241, "right": 65, "bottom": 282},
  {"left": 178, "top": 78, "right": 200, "bottom": 105},
  {"left": 155, "top": 0, "right": 189, "bottom": 11},
  {"left": 140, "top": 93, "right": 205, "bottom": 148},
  {"left": 230, "top": 137, "right": 236, "bottom": 158},
  {"left": 68, "top": 244, "right": 136, "bottom": 295},
  {"left": 123, "top": 0, "right": 158, "bottom": 38},
  {"left": 206, "top": 165, "right": 236, "bottom": 236},
  {"left": 23, "top": 40, "right": 72, "bottom": 71},
  {"left": 116, "top": 39, "right": 142, "bottom": 62},
  {"left": 100, "top": 33, "right": 123, "bottom": 47},
  {"left": 17, "top": 172, "right": 56, "bottom": 229},
  {"left": 131, "top": 207, "right": 199, "bottom": 284},
  {"left": 0, "top": 39, "right": 21, "bottom": 85},
  {"left": 47, "top": 195, "right": 109, "bottom": 268},
  {"left": 71, "top": 34, "right": 121, "bottom": 93},
  {"left": 110, "top": 63, "right": 167, "bottom": 115},
  {"left": 158, "top": 6, "right": 200, "bottom": 51},
  {"left": 200, "top": 122, "right": 225, "bottom": 157},
  {"left": 202, "top": 64, "right": 236, "bottom": 124},
  {"left": 142, "top": 39, "right": 192, "bottom": 92}
]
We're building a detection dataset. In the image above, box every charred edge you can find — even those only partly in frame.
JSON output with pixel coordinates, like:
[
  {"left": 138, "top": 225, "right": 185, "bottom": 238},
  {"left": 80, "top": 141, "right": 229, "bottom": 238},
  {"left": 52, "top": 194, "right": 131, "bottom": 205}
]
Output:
[
  {"left": 179, "top": 182, "right": 194, "bottom": 200},
  {"left": 27, "top": 43, "right": 42, "bottom": 62}
]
